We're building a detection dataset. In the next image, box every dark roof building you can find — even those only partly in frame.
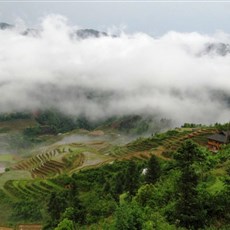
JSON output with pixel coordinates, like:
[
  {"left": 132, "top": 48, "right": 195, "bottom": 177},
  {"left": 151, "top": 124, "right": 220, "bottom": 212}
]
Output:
[
  {"left": 208, "top": 131, "right": 230, "bottom": 143},
  {"left": 208, "top": 131, "right": 230, "bottom": 151}
]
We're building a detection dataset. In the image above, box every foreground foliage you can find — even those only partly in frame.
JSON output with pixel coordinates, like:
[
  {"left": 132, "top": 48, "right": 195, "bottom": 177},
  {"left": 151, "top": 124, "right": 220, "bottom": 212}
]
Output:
[{"left": 0, "top": 116, "right": 229, "bottom": 229}]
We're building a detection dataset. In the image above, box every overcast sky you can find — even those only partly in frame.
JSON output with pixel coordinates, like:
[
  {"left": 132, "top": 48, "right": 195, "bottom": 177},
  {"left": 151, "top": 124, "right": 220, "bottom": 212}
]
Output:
[{"left": 1, "top": 1, "right": 230, "bottom": 35}]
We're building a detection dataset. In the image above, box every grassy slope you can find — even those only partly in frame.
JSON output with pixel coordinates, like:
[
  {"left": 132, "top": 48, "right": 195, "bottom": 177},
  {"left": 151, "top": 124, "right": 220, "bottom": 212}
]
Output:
[
  {"left": 0, "top": 170, "right": 32, "bottom": 190},
  {"left": 0, "top": 119, "right": 37, "bottom": 132}
]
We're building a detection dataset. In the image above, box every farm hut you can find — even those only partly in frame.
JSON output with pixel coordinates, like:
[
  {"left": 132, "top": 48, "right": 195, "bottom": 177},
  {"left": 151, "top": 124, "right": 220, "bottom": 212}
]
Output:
[{"left": 207, "top": 131, "right": 230, "bottom": 151}]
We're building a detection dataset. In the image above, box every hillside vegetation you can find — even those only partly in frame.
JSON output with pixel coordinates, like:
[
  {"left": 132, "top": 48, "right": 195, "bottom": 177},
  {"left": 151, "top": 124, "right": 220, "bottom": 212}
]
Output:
[{"left": 0, "top": 112, "right": 229, "bottom": 229}]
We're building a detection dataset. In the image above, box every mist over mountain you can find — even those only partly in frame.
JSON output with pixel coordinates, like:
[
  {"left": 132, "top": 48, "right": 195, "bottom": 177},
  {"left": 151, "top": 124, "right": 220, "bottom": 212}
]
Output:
[
  {"left": 0, "top": 21, "right": 109, "bottom": 39},
  {"left": 0, "top": 22, "right": 13, "bottom": 30},
  {"left": 75, "top": 29, "right": 108, "bottom": 39},
  {"left": 1, "top": 15, "right": 230, "bottom": 126},
  {"left": 201, "top": 42, "right": 230, "bottom": 56}
]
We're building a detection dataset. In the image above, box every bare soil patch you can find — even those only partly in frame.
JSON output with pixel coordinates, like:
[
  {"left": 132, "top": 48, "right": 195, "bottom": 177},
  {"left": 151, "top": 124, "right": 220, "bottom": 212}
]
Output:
[
  {"left": 89, "top": 130, "right": 104, "bottom": 136},
  {"left": 17, "top": 224, "right": 42, "bottom": 230}
]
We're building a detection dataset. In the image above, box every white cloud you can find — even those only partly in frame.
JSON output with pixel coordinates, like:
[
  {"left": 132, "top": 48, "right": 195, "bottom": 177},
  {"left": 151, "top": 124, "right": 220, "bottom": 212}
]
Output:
[{"left": 1, "top": 15, "right": 230, "bottom": 125}]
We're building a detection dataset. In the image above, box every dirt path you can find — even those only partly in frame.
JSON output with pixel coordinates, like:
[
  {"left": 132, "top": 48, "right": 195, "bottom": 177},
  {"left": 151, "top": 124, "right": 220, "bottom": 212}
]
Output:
[
  {"left": 17, "top": 224, "right": 42, "bottom": 230},
  {"left": 0, "top": 227, "right": 13, "bottom": 230},
  {"left": 118, "top": 145, "right": 171, "bottom": 161},
  {"left": 71, "top": 152, "right": 114, "bottom": 172},
  {"left": 0, "top": 164, "right": 5, "bottom": 173},
  {"left": 151, "top": 146, "right": 171, "bottom": 160}
]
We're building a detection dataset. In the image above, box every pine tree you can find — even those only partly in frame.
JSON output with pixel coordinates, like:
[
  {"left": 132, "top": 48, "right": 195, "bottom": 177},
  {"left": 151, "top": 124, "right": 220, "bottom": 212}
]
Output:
[
  {"left": 68, "top": 179, "right": 86, "bottom": 224},
  {"left": 145, "top": 155, "right": 161, "bottom": 184},
  {"left": 174, "top": 140, "right": 206, "bottom": 229},
  {"left": 125, "top": 161, "right": 140, "bottom": 196},
  {"left": 113, "top": 172, "right": 125, "bottom": 201},
  {"left": 47, "top": 191, "right": 68, "bottom": 228}
]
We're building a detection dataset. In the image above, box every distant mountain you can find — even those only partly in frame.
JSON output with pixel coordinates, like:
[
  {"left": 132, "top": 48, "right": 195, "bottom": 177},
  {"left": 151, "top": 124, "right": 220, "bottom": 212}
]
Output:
[
  {"left": 0, "top": 22, "right": 110, "bottom": 39},
  {"left": 22, "top": 28, "right": 109, "bottom": 39},
  {"left": 1, "top": 22, "right": 229, "bottom": 54},
  {"left": 75, "top": 29, "right": 108, "bottom": 39},
  {"left": 0, "top": 22, "right": 13, "bottom": 30},
  {"left": 201, "top": 43, "right": 230, "bottom": 56},
  {"left": 22, "top": 28, "right": 40, "bottom": 37}
]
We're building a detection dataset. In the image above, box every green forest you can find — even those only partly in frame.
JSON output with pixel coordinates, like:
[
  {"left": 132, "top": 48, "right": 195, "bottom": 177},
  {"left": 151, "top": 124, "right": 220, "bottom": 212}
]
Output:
[{"left": 0, "top": 112, "right": 229, "bottom": 229}]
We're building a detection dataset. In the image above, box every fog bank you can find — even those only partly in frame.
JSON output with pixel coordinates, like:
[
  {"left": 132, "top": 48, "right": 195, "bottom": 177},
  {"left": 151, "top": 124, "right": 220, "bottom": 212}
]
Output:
[{"left": 1, "top": 15, "right": 230, "bottom": 125}]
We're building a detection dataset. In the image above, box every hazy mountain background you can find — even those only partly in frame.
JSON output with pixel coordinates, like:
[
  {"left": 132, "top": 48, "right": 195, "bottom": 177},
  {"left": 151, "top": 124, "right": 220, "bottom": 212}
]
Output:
[{"left": 1, "top": 15, "right": 230, "bottom": 127}]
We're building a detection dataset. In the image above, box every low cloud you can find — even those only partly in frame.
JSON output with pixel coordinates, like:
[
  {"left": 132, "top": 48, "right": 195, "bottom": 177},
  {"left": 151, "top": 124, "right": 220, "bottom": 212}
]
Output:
[{"left": 1, "top": 15, "right": 230, "bottom": 125}]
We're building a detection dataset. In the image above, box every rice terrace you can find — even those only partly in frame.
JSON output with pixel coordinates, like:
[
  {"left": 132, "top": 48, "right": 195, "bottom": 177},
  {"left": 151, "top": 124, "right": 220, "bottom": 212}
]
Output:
[{"left": 0, "top": 111, "right": 229, "bottom": 229}]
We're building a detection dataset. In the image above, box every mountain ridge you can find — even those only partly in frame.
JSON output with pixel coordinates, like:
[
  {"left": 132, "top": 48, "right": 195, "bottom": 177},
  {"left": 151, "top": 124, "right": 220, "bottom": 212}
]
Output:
[{"left": 0, "top": 21, "right": 109, "bottom": 39}]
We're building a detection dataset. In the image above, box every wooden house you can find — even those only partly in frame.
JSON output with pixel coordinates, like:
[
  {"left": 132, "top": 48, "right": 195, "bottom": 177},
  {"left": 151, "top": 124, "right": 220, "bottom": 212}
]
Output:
[{"left": 207, "top": 131, "right": 230, "bottom": 151}]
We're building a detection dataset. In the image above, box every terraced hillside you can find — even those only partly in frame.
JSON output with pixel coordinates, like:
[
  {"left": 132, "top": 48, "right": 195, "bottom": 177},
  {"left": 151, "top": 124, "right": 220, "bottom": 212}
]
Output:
[
  {"left": 0, "top": 123, "right": 221, "bottom": 228},
  {"left": 12, "top": 147, "right": 66, "bottom": 178},
  {"left": 4, "top": 179, "right": 62, "bottom": 199},
  {"left": 10, "top": 140, "right": 114, "bottom": 176},
  {"left": 11, "top": 127, "right": 217, "bottom": 175},
  {"left": 112, "top": 127, "right": 217, "bottom": 161}
]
